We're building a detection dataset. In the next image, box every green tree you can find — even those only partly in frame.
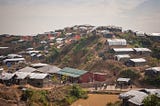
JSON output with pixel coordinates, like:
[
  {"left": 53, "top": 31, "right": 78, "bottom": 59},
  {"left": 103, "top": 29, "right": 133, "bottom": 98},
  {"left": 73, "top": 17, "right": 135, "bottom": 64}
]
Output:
[
  {"left": 144, "top": 75, "right": 160, "bottom": 87},
  {"left": 143, "top": 95, "right": 160, "bottom": 106},
  {"left": 119, "top": 69, "right": 139, "bottom": 80},
  {"left": 46, "top": 46, "right": 60, "bottom": 63},
  {"left": 70, "top": 84, "right": 88, "bottom": 99},
  {"left": 21, "top": 89, "right": 49, "bottom": 106}
]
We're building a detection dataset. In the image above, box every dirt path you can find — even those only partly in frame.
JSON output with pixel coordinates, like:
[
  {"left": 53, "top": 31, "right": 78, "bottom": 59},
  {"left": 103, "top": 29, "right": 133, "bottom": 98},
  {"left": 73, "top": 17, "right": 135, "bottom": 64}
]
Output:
[{"left": 71, "top": 94, "right": 119, "bottom": 106}]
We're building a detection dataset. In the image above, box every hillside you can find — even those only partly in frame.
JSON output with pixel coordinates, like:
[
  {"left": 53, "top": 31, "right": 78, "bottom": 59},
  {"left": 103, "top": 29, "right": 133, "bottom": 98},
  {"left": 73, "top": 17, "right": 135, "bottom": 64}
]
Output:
[
  {"left": 0, "top": 25, "right": 160, "bottom": 106},
  {"left": 1, "top": 26, "right": 160, "bottom": 87},
  {"left": 44, "top": 31, "right": 159, "bottom": 87}
]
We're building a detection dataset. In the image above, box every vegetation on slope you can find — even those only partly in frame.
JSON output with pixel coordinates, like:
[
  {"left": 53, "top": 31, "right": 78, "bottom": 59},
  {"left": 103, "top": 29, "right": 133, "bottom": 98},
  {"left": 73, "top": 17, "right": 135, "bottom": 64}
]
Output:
[
  {"left": 143, "top": 75, "right": 160, "bottom": 87},
  {"left": 21, "top": 84, "right": 88, "bottom": 106},
  {"left": 119, "top": 69, "right": 140, "bottom": 80},
  {"left": 143, "top": 94, "right": 160, "bottom": 106}
]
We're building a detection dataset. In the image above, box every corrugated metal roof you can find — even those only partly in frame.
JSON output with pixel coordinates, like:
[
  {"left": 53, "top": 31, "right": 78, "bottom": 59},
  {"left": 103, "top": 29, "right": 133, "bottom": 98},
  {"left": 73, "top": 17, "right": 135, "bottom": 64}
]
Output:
[
  {"left": 149, "top": 33, "right": 160, "bottom": 36},
  {"left": 0, "top": 72, "right": 15, "bottom": 80},
  {"left": 144, "top": 89, "right": 160, "bottom": 98},
  {"left": 29, "top": 73, "right": 48, "bottom": 79},
  {"left": 107, "top": 39, "right": 127, "bottom": 46},
  {"left": 145, "top": 67, "right": 160, "bottom": 72},
  {"left": 18, "top": 66, "right": 37, "bottom": 73},
  {"left": 0, "top": 55, "right": 6, "bottom": 58},
  {"left": 26, "top": 48, "right": 34, "bottom": 51},
  {"left": 136, "top": 32, "right": 145, "bottom": 36},
  {"left": 113, "top": 48, "right": 134, "bottom": 52},
  {"left": 14, "top": 72, "right": 30, "bottom": 79},
  {"left": 115, "top": 54, "right": 130, "bottom": 61},
  {"left": 134, "top": 48, "right": 151, "bottom": 52},
  {"left": 0, "top": 68, "right": 3, "bottom": 71},
  {"left": 56, "top": 38, "right": 65, "bottom": 41},
  {"left": 56, "top": 67, "right": 88, "bottom": 78},
  {"left": 7, "top": 54, "right": 22, "bottom": 58},
  {"left": 37, "top": 65, "right": 61, "bottom": 74},
  {"left": 31, "top": 63, "right": 48, "bottom": 68},
  {"left": 0, "top": 47, "right": 9, "bottom": 49},
  {"left": 3, "top": 58, "right": 25, "bottom": 63},
  {"left": 26, "top": 50, "right": 40, "bottom": 54},
  {"left": 37, "top": 54, "right": 42, "bottom": 57},
  {"left": 130, "top": 58, "right": 146, "bottom": 63},
  {"left": 93, "top": 72, "right": 107, "bottom": 75},
  {"left": 117, "top": 78, "right": 130, "bottom": 82},
  {"left": 30, "top": 53, "right": 36, "bottom": 57},
  {"left": 119, "top": 90, "right": 148, "bottom": 106}
]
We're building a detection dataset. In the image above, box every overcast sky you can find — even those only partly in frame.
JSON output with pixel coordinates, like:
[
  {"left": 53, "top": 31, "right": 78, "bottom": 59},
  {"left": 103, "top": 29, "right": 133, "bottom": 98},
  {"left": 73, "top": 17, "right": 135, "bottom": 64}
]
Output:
[{"left": 0, "top": 0, "right": 160, "bottom": 35}]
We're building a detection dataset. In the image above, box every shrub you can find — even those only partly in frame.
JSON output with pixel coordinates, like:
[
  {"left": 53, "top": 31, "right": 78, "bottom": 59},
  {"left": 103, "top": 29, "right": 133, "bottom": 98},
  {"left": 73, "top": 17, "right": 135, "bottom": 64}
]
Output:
[
  {"left": 46, "top": 46, "right": 60, "bottom": 63},
  {"left": 143, "top": 75, "right": 160, "bottom": 87},
  {"left": 70, "top": 84, "right": 87, "bottom": 99},
  {"left": 119, "top": 69, "right": 139, "bottom": 80},
  {"left": 21, "top": 89, "right": 49, "bottom": 106},
  {"left": 143, "top": 94, "right": 160, "bottom": 106}
]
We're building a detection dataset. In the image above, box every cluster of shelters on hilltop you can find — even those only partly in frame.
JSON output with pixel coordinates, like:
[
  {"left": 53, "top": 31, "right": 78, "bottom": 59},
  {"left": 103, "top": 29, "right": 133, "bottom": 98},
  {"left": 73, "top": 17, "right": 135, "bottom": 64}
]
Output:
[
  {"left": 38, "top": 25, "right": 123, "bottom": 50},
  {"left": 135, "top": 32, "right": 160, "bottom": 41},
  {"left": 0, "top": 63, "right": 108, "bottom": 88},
  {"left": 38, "top": 25, "right": 95, "bottom": 49},
  {"left": 119, "top": 89, "right": 160, "bottom": 106}
]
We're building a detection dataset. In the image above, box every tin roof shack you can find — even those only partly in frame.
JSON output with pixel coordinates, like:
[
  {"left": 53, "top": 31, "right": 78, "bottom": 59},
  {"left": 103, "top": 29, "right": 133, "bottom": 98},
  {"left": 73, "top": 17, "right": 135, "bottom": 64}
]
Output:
[
  {"left": 26, "top": 50, "right": 41, "bottom": 60},
  {"left": 136, "top": 32, "right": 146, "bottom": 37},
  {"left": 0, "top": 47, "right": 9, "bottom": 49},
  {"left": 116, "top": 78, "right": 131, "bottom": 89},
  {"left": 3, "top": 58, "right": 25, "bottom": 65},
  {"left": 0, "top": 56, "right": 7, "bottom": 65},
  {"left": 125, "top": 58, "right": 146, "bottom": 67},
  {"left": 26, "top": 50, "right": 40, "bottom": 55},
  {"left": 56, "top": 67, "right": 93, "bottom": 83},
  {"left": 0, "top": 72, "right": 15, "bottom": 86},
  {"left": 30, "top": 63, "right": 48, "bottom": 68},
  {"left": 119, "top": 90, "right": 148, "bottom": 106},
  {"left": 147, "top": 33, "right": 160, "bottom": 42},
  {"left": 28, "top": 73, "right": 50, "bottom": 88},
  {"left": 119, "top": 89, "right": 160, "bottom": 106},
  {"left": 103, "top": 31, "right": 115, "bottom": 38},
  {"left": 0, "top": 68, "right": 3, "bottom": 74},
  {"left": 106, "top": 39, "right": 127, "bottom": 49},
  {"left": 106, "top": 25, "right": 122, "bottom": 32},
  {"left": 143, "top": 89, "right": 160, "bottom": 97},
  {"left": 93, "top": 26, "right": 122, "bottom": 33},
  {"left": 18, "top": 66, "right": 37, "bottom": 73},
  {"left": 115, "top": 54, "right": 131, "bottom": 63},
  {"left": 145, "top": 67, "right": 160, "bottom": 78},
  {"left": 56, "top": 38, "right": 65, "bottom": 44},
  {"left": 37, "top": 65, "right": 61, "bottom": 75},
  {"left": 7, "top": 54, "right": 22, "bottom": 59},
  {"left": 14, "top": 66, "right": 37, "bottom": 85},
  {"left": 112, "top": 48, "right": 134, "bottom": 55},
  {"left": 14, "top": 72, "right": 30, "bottom": 85},
  {"left": 0, "top": 47, "right": 9, "bottom": 55},
  {"left": 134, "top": 48, "right": 151, "bottom": 56},
  {"left": 26, "top": 48, "right": 34, "bottom": 51}
]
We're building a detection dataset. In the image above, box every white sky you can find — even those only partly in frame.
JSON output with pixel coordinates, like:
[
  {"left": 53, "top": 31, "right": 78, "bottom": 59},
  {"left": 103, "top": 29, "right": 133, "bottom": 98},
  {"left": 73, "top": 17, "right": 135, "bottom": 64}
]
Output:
[{"left": 0, "top": 0, "right": 159, "bottom": 35}]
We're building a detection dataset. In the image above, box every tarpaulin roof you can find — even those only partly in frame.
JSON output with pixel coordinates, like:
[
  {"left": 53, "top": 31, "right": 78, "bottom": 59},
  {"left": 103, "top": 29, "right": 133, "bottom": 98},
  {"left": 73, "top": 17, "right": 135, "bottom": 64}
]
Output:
[{"left": 56, "top": 67, "right": 88, "bottom": 78}]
